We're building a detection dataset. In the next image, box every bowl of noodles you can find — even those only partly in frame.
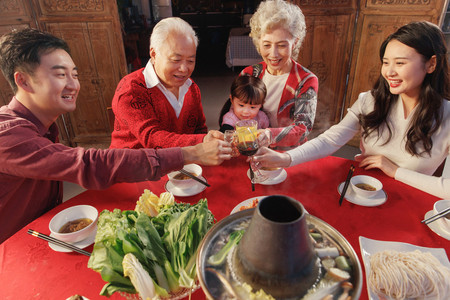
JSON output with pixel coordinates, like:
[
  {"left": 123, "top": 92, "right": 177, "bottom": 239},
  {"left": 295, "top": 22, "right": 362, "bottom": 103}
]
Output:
[{"left": 360, "top": 236, "right": 450, "bottom": 300}]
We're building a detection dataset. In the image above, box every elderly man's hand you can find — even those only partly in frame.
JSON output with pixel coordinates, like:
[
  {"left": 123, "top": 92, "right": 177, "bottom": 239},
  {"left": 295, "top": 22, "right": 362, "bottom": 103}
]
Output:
[
  {"left": 203, "top": 130, "right": 224, "bottom": 142},
  {"left": 182, "top": 139, "right": 231, "bottom": 166}
]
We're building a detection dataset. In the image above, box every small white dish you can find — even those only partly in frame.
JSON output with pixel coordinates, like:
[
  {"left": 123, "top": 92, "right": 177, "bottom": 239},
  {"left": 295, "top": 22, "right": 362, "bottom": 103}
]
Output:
[
  {"left": 48, "top": 227, "right": 96, "bottom": 253},
  {"left": 165, "top": 176, "right": 207, "bottom": 197},
  {"left": 433, "top": 200, "right": 450, "bottom": 232},
  {"left": 424, "top": 210, "right": 450, "bottom": 240},
  {"left": 49, "top": 205, "right": 98, "bottom": 243},
  {"left": 350, "top": 175, "right": 383, "bottom": 199},
  {"left": 167, "top": 164, "right": 203, "bottom": 190},
  {"left": 359, "top": 236, "right": 450, "bottom": 300},
  {"left": 338, "top": 182, "right": 387, "bottom": 207},
  {"left": 230, "top": 196, "right": 265, "bottom": 214},
  {"left": 246, "top": 168, "right": 287, "bottom": 185}
]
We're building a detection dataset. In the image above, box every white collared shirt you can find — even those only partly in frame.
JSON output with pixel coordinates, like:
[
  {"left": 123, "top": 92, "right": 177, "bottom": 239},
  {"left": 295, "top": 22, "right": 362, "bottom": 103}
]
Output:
[{"left": 142, "top": 60, "right": 192, "bottom": 118}]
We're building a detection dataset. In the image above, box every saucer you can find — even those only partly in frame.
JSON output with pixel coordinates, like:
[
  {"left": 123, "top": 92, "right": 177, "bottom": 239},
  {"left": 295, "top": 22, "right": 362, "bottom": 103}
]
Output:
[
  {"left": 165, "top": 176, "right": 207, "bottom": 197},
  {"left": 338, "top": 182, "right": 387, "bottom": 207},
  {"left": 48, "top": 230, "right": 96, "bottom": 253},
  {"left": 246, "top": 168, "right": 287, "bottom": 185},
  {"left": 424, "top": 210, "right": 450, "bottom": 240}
]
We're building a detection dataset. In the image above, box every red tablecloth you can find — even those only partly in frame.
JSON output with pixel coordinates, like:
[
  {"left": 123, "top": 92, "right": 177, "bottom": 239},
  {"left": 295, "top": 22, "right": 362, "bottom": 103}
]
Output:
[{"left": 1, "top": 156, "right": 448, "bottom": 300}]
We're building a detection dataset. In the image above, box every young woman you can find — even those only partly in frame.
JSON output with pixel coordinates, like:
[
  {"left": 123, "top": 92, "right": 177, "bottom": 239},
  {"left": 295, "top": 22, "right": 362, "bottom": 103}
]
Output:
[
  {"left": 253, "top": 21, "right": 450, "bottom": 199},
  {"left": 218, "top": 75, "right": 269, "bottom": 132}
]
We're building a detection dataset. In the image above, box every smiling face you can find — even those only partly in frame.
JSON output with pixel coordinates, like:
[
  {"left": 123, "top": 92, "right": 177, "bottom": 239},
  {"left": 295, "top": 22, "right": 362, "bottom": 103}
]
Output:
[
  {"left": 381, "top": 39, "right": 434, "bottom": 102},
  {"left": 230, "top": 96, "right": 262, "bottom": 121},
  {"left": 259, "top": 27, "right": 296, "bottom": 75},
  {"left": 18, "top": 49, "right": 80, "bottom": 126},
  {"left": 150, "top": 31, "right": 196, "bottom": 96}
]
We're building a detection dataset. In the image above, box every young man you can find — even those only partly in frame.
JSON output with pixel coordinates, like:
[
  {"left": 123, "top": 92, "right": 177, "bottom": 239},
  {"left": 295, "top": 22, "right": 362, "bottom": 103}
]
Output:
[
  {"left": 109, "top": 17, "right": 220, "bottom": 149},
  {"left": 0, "top": 28, "right": 231, "bottom": 243}
]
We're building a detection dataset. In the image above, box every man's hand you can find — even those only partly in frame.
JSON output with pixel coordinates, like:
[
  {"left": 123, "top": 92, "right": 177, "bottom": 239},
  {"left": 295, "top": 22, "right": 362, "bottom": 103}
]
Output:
[
  {"left": 354, "top": 154, "right": 398, "bottom": 178},
  {"left": 182, "top": 139, "right": 231, "bottom": 166},
  {"left": 203, "top": 130, "right": 224, "bottom": 142}
]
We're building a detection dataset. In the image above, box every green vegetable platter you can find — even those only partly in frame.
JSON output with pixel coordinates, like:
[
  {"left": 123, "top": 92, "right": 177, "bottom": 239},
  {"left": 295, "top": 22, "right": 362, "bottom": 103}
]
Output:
[{"left": 87, "top": 189, "right": 214, "bottom": 299}]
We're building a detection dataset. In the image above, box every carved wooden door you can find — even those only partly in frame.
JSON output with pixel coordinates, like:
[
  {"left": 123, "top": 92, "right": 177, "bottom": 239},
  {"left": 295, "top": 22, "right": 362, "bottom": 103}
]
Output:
[
  {"left": 293, "top": 0, "right": 358, "bottom": 138},
  {"left": 0, "top": 0, "right": 127, "bottom": 147}
]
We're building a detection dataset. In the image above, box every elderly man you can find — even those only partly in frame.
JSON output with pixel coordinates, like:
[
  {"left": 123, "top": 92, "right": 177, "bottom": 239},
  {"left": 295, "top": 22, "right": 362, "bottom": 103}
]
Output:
[
  {"left": 0, "top": 28, "right": 231, "bottom": 243},
  {"left": 110, "top": 17, "right": 216, "bottom": 149}
]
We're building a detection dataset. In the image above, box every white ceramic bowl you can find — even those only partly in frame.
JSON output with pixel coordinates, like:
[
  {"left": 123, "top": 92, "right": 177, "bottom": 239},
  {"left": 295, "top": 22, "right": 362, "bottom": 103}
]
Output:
[
  {"left": 167, "top": 164, "right": 203, "bottom": 190},
  {"left": 350, "top": 175, "right": 383, "bottom": 199},
  {"left": 433, "top": 199, "right": 450, "bottom": 232},
  {"left": 49, "top": 205, "right": 98, "bottom": 243},
  {"left": 259, "top": 166, "right": 283, "bottom": 179}
]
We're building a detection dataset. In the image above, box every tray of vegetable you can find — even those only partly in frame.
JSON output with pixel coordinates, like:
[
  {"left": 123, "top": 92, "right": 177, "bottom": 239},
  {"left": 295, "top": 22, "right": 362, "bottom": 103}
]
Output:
[{"left": 87, "top": 189, "right": 214, "bottom": 299}]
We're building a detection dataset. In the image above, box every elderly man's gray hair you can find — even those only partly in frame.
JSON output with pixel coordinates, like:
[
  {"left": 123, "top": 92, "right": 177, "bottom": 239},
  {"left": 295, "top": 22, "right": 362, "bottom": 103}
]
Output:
[{"left": 150, "top": 17, "right": 198, "bottom": 54}]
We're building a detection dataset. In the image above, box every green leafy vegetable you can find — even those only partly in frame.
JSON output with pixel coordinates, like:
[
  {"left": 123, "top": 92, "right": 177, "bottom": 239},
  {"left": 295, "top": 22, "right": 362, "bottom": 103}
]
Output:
[
  {"left": 88, "top": 196, "right": 214, "bottom": 299},
  {"left": 207, "top": 230, "right": 244, "bottom": 266}
]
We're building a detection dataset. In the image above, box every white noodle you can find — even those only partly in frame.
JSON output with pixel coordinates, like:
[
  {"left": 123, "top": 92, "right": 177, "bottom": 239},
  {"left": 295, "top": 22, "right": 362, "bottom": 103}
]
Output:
[{"left": 368, "top": 250, "right": 450, "bottom": 300}]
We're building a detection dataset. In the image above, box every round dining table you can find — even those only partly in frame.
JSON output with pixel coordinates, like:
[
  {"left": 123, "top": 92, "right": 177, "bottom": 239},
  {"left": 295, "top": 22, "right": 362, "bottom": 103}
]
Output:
[{"left": 0, "top": 155, "right": 448, "bottom": 300}]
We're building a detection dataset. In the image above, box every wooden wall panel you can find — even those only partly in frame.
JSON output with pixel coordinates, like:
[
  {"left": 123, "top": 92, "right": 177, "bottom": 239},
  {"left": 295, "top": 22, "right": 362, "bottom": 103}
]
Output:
[{"left": 0, "top": 0, "right": 36, "bottom": 106}]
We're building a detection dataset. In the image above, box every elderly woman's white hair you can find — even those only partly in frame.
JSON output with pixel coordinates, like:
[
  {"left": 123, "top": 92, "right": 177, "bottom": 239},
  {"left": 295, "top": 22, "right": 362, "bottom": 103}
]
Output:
[
  {"left": 250, "top": 0, "right": 306, "bottom": 59},
  {"left": 150, "top": 17, "right": 198, "bottom": 54}
]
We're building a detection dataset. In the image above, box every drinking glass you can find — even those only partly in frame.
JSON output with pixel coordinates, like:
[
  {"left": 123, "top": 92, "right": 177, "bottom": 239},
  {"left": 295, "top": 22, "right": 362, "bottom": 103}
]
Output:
[
  {"left": 224, "top": 130, "right": 240, "bottom": 157},
  {"left": 235, "top": 120, "right": 267, "bottom": 183}
]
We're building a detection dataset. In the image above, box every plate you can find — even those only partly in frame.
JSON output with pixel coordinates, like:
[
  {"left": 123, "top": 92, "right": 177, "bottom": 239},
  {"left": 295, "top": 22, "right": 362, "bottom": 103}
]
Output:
[
  {"left": 424, "top": 210, "right": 450, "bottom": 240},
  {"left": 165, "top": 176, "right": 207, "bottom": 197},
  {"left": 48, "top": 229, "right": 96, "bottom": 253},
  {"left": 359, "top": 236, "right": 450, "bottom": 300},
  {"left": 230, "top": 196, "right": 265, "bottom": 214},
  {"left": 246, "top": 168, "right": 287, "bottom": 185},
  {"left": 338, "top": 182, "right": 387, "bottom": 207}
]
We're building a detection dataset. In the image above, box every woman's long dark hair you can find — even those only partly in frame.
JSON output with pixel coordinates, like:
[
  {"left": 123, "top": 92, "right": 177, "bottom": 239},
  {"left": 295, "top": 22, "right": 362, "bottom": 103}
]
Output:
[
  {"left": 361, "top": 21, "right": 449, "bottom": 156},
  {"left": 218, "top": 75, "right": 267, "bottom": 126}
]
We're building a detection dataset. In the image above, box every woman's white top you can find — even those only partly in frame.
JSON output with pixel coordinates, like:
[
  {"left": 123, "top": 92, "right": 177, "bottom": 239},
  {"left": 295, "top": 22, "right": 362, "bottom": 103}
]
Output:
[
  {"left": 262, "top": 72, "right": 289, "bottom": 127},
  {"left": 287, "top": 91, "right": 450, "bottom": 199}
]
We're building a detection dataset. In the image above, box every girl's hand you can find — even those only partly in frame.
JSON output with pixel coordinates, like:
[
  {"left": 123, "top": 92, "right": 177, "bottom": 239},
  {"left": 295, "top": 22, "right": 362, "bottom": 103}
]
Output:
[
  {"left": 252, "top": 147, "right": 291, "bottom": 168},
  {"left": 354, "top": 154, "right": 398, "bottom": 178},
  {"left": 256, "top": 129, "right": 272, "bottom": 147}
]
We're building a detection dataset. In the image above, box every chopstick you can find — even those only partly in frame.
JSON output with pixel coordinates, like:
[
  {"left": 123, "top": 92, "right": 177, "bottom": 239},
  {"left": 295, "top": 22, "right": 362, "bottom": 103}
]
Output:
[
  {"left": 179, "top": 169, "right": 210, "bottom": 187},
  {"left": 249, "top": 161, "right": 255, "bottom": 191},
  {"left": 422, "top": 206, "right": 450, "bottom": 225},
  {"left": 339, "top": 164, "right": 355, "bottom": 206},
  {"left": 27, "top": 229, "right": 91, "bottom": 256}
]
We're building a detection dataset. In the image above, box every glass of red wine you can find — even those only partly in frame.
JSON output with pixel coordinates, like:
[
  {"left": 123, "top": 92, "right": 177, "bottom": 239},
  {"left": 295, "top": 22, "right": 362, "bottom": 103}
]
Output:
[{"left": 236, "top": 120, "right": 267, "bottom": 183}]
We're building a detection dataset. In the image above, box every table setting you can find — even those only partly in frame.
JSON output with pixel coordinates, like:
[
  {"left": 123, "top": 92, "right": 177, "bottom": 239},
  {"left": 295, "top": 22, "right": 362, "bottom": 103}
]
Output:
[{"left": 0, "top": 153, "right": 449, "bottom": 300}]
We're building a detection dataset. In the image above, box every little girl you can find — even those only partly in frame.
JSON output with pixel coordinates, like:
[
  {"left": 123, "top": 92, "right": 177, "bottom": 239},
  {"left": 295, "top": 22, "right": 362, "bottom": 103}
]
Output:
[{"left": 219, "top": 75, "right": 270, "bottom": 132}]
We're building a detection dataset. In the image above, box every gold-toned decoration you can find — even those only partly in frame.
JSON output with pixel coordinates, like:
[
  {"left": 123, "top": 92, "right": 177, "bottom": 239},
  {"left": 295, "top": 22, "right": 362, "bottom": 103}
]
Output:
[
  {"left": 42, "top": 0, "right": 104, "bottom": 12},
  {"left": 0, "top": 0, "right": 21, "bottom": 14}
]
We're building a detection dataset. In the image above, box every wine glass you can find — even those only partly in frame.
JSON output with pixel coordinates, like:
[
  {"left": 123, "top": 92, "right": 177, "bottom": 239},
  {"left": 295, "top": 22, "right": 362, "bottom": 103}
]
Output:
[{"left": 235, "top": 120, "right": 267, "bottom": 183}]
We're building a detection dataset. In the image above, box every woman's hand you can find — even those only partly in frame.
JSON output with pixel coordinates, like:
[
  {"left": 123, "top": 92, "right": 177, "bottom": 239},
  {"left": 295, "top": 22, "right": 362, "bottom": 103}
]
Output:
[
  {"left": 252, "top": 147, "right": 291, "bottom": 168},
  {"left": 354, "top": 154, "right": 398, "bottom": 178}
]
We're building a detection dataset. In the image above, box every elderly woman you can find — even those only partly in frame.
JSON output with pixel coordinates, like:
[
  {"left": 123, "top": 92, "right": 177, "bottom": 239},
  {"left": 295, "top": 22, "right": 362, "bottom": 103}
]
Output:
[{"left": 241, "top": 0, "right": 318, "bottom": 149}]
